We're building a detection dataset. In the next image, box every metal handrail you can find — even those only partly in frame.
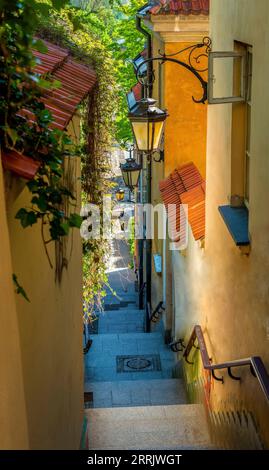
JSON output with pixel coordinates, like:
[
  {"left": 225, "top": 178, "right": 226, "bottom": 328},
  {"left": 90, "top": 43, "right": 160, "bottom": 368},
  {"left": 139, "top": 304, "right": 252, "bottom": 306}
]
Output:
[
  {"left": 183, "top": 325, "right": 269, "bottom": 402},
  {"left": 149, "top": 301, "right": 165, "bottom": 323}
]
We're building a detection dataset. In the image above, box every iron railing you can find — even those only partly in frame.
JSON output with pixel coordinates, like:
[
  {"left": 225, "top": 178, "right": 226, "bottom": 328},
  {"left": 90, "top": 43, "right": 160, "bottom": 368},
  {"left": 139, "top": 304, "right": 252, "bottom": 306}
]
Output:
[{"left": 183, "top": 325, "right": 269, "bottom": 402}]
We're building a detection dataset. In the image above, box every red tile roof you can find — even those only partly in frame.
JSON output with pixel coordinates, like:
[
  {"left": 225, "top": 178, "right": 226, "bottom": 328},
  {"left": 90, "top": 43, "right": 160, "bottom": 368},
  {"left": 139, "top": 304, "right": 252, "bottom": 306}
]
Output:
[
  {"left": 149, "top": 0, "right": 209, "bottom": 15},
  {"left": 29, "top": 40, "right": 96, "bottom": 130},
  {"left": 159, "top": 162, "right": 205, "bottom": 241},
  {"left": 141, "top": 48, "right": 148, "bottom": 58},
  {"left": 132, "top": 82, "right": 143, "bottom": 101},
  {"left": 2, "top": 39, "right": 96, "bottom": 179},
  {"left": 2, "top": 150, "right": 41, "bottom": 180}
]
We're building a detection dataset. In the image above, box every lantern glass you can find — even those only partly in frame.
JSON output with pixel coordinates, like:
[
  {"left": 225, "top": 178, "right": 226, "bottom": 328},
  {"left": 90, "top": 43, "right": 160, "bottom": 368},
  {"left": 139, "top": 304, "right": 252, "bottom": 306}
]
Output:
[
  {"left": 116, "top": 189, "right": 125, "bottom": 201},
  {"left": 122, "top": 171, "right": 129, "bottom": 187},
  {"left": 120, "top": 157, "right": 142, "bottom": 192},
  {"left": 131, "top": 120, "right": 164, "bottom": 152},
  {"left": 128, "top": 98, "right": 168, "bottom": 154},
  {"left": 129, "top": 169, "right": 140, "bottom": 188}
]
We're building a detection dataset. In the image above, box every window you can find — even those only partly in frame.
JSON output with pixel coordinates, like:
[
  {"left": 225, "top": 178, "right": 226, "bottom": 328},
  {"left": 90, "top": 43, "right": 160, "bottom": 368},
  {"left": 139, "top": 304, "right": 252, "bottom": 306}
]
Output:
[
  {"left": 244, "top": 47, "right": 252, "bottom": 207},
  {"left": 208, "top": 50, "right": 247, "bottom": 104},
  {"left": 213, "top": 41, "right": 253, "bottom": 252}
]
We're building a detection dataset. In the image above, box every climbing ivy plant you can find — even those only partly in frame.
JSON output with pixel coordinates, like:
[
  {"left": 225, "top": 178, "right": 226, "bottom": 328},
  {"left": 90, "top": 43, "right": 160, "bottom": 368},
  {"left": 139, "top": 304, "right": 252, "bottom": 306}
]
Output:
[
  {"left": 0, "top": 0, "right": 83, "bottom": 251},
  {"left": 37, "top": 5, "right": 117, "bottom": 316}
]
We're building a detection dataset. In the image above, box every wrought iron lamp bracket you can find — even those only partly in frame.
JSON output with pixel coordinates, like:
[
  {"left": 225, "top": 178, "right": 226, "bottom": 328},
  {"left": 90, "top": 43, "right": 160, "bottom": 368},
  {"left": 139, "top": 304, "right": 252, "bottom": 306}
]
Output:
[{"left": 136, "top": 37, "right": 212, "bottom": 104}]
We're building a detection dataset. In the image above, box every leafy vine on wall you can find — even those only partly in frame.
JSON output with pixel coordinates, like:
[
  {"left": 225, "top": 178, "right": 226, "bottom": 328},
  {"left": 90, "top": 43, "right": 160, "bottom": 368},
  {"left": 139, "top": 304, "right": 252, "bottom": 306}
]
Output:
[{"left": 38, "top": 7, "right": 117, "bottom": 317}]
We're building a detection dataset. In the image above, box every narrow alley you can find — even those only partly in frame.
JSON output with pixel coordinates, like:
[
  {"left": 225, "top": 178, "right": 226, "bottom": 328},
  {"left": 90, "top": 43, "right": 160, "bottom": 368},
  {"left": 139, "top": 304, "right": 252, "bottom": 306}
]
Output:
[{"left": 84, "top": 237, "right": 211, "bottom": 450}]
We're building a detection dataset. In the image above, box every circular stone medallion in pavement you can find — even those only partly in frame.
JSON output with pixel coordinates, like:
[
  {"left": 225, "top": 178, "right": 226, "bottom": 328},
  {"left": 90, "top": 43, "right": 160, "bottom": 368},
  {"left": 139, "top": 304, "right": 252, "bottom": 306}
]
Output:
[{"left": 126, "top": 357, "right": 152, "bottom": 370}]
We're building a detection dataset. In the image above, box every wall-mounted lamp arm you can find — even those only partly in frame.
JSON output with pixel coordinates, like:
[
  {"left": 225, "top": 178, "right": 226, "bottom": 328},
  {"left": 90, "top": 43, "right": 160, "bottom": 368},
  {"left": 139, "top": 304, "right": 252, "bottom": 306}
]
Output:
[{"left": 135, "top": 37, "right": 211, "bottom": 105}]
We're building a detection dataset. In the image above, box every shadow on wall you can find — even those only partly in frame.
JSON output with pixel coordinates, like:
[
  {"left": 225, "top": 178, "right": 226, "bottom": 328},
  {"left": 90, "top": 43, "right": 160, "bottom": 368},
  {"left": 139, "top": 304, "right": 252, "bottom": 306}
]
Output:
[{"left": 183, "top": 349, "right": 266, "bottom": 450}]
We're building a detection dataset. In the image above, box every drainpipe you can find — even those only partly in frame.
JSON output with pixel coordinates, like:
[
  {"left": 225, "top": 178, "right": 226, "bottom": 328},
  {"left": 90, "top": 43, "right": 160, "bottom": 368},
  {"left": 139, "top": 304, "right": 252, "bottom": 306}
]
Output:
[
  {"left": 135, "top": 15, "right": 153, "bottom": 98},
  {"left": 138, "top": 160, "right": 144, "bottom": 309},
  {"left": 136, "top": 14, "right": 153, "bottom": 328},
  {"left": 162, "top": 215, "right": 167, "bottom": 308}
]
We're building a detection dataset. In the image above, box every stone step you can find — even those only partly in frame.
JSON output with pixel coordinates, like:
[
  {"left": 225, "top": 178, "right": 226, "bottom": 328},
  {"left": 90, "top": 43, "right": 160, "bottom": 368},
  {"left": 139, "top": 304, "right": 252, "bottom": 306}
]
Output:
[
  {"left": 98, "top": 310, "right": 145, "bottom": 334},
  {"left": 103, "top": 296, "right": 137, "bottom": 304},
  {"left": 85, "top": 378, "right": 187, "bottom": 408},
  {"left": 86, "top": 404, "right": 212, "bottom": 450},
  {"left": 103, "top": 304, "right": 137, "bottom": 310},
  {"left": 99, "top": 309, "right": 144, "bottom": 318}
]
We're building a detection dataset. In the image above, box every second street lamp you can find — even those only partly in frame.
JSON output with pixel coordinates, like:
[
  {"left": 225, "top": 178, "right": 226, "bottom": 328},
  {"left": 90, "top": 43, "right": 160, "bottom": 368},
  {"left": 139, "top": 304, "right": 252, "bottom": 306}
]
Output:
[
  {"left": 120, "top": 157, "right": 142, "bottom": 192},
  {"left": 115, "top": 188, "right": 125, "bottom": 202},
  {"left": 128, "top": 98, "right": 168, "bottom": 154}
]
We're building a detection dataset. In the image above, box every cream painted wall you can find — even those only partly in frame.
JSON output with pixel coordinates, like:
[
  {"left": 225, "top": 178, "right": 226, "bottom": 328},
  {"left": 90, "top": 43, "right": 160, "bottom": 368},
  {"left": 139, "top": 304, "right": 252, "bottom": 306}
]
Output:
[
  {"left": 0, "top": 159, "right": 29, "bottom": 449},
  {"left": 1, "top": 115, "right": 84, "bottom": 449},
  {"left": 172, "top": 0, "right": 269, "bottom": 446}
]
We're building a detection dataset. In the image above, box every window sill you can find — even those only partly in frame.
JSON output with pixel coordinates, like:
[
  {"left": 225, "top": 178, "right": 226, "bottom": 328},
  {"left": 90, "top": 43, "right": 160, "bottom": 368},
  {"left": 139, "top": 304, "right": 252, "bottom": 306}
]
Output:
[{"left": 218, "top": 205, "right": 250, "bottom": 247}]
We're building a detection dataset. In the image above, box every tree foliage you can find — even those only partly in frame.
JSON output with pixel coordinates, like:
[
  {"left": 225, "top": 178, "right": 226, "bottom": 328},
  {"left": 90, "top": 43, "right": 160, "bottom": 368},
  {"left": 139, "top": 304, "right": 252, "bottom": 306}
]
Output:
[
  {"left": 109, "top": 0, "right": 146, "bottom": 145},
  {"left": 70, "top": 0, "right": 147, "bottom": 146}
]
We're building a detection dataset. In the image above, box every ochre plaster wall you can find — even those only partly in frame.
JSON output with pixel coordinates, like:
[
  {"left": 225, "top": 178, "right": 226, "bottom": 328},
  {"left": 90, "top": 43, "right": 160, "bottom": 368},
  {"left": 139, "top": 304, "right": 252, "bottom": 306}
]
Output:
[
  {"left": 2, "top": 116, "right": 84, "bottom": 449},
  {"left": 0, "top": 158, "right": 29, "bottom": 449},
  {"left": 172, "top": 0, "right": 269, "bottom": 446},
  {"left": 164, "top": 42, "right": 208, "bottom": 179}
]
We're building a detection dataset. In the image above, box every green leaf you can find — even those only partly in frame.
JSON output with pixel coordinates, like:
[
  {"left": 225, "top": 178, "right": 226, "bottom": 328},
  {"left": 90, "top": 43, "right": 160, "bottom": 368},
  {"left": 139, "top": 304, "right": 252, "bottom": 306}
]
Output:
[
  {"left": 15, "top": 208, "right": 38, "bottom": 228},
  {"left": 32, "top": 39, "right": 48, "bottom": 54},
  {"left": 51, "top": 0, "right": 69, "bottom": 11},
  {"left": 12, "top": 274, "right": 30, "bottom": 302},
  {"left": 35, "top": 3, "right": 51, "bottom": 17},
  {"left": 51, "top": 79, "right": 62, "bottom": 89},
  {"left": 5, "top": 126, "right": 18, "bottom": 146},
  {"left": 69, "top": 213, "right": 83, "bottom": 228},
  {"left": 31, "top": 195, "right": 47, "bottom": 212},
  {"left": 37, "top": 78, "right": 54, "bottom": 90},
  {"left": 60, "top": 222, "right": 70, "bottom": 235}
]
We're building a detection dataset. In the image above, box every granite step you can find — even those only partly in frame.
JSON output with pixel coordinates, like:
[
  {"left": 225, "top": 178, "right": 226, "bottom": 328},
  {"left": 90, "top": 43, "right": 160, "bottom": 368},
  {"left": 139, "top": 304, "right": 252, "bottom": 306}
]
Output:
[
  {"left": 85, "top": 378, "right": 187, "bottom": 408},
  {"left": 86, "top": 404, "right": 212, "bottom": 450},
  {"left": 98, "top": 310, "right": 145, "bottom": 334}
]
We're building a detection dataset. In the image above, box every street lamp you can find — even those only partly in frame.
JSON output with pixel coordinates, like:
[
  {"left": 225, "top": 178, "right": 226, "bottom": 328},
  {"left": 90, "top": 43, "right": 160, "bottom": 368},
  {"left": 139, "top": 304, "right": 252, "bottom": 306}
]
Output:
[
  {"left": 128, "top": 98, "right": 168, "bottom": 154},
  {"left": 120, "top": 157, "right": 142, "bottom": 192},
  {"left": 115, "top": 188, "right": 125, "bottom": 202}
]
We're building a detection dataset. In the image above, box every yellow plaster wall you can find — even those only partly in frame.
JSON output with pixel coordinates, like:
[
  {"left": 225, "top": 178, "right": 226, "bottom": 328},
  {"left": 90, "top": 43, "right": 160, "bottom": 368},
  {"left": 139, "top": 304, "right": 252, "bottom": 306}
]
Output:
[
  {"left": 150, "top": 38, "right": 208, "bottom": 333},
  {"left": 150, "top": 33, "right": 208, "bottom": 333},
  {"left": 2, "top": 115, "right": 84, "bottom": 449},
  {"left": 164, "top": 42, "right": 208, "bottom": 178},
  {"left": 0, "top": 158, "right": 29, "bottom": 449},
  {"left": 171, "top": 0, "right": 269, "bottom": 446}
]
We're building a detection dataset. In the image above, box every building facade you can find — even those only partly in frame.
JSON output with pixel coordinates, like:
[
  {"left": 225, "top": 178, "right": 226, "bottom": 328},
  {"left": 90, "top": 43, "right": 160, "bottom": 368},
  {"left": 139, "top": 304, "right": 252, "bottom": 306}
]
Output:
[{"left": 132, "top": 0, "right": 269, "bottom": 447}]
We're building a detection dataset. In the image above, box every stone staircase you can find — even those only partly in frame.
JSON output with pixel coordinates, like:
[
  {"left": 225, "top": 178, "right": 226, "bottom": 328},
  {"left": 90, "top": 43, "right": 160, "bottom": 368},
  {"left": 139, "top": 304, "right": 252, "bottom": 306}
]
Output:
[
  {"left": 84, "top": 238, "right": 213, "bottom": 450},
  {"left": 86, "top": 404, "right": 212, "bottom": 450}
]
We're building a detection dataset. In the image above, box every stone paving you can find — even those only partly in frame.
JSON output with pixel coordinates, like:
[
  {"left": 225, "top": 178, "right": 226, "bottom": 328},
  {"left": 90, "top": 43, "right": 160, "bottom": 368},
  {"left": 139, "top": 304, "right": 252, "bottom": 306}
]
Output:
[
  {"left": 84, "top": 237, "right": 184, "bottom": 406},
  {"left": 84, "top": 237, "right": 213, "bottom": 449},
  {"left": 85, "top": 379, "right": 187, "bottom": 408}
]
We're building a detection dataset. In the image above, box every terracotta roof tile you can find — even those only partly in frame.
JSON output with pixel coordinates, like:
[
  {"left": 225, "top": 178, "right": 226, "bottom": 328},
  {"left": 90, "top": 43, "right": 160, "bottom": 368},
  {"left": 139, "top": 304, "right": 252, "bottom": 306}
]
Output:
[
  {"left": 18, "top": 40, "right": 96, "bottom": 130},
  {"left": 32, "top": 43, "right": 97, "bottom": 130},
  {"left": 132, "top": 82, "right": 143, "bottom": 102},
  {"left": 181, "top": 184, "right": 205, "bottom": 240},
  {"left": 3, "top": 39, "right": 97, "bottom": 178},
  {"left": 149, "top": 0, "right": 209, "bottom": 15},
  {"left": 1, "top": 150, "right": 41, "bottom": 180},
  {"left": 159, "top": 162, "right": 205, "bottom": 241}
]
